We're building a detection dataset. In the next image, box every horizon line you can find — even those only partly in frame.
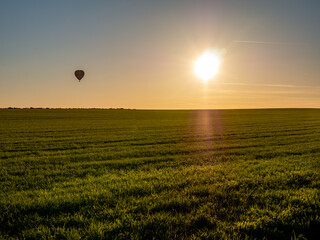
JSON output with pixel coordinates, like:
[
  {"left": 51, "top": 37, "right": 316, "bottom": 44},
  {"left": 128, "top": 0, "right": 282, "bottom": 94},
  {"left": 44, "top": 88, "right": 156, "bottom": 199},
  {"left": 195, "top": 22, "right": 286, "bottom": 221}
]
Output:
[{"left": 1, "top": 107, "right": 319, "bottom": 111}]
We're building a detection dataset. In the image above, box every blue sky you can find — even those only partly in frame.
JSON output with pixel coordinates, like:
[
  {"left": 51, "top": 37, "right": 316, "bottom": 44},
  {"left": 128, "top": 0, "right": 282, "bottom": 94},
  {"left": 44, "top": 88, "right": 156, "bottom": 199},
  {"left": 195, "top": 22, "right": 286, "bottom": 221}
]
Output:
[{"left": 1, "top": 0, "right": 319, "bottom": 108}]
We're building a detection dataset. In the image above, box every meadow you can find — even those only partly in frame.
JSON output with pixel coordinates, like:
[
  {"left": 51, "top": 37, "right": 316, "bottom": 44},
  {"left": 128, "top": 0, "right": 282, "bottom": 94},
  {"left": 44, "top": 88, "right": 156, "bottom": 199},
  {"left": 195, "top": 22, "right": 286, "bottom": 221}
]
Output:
[{"left": 0, "top": 108, "right": 319, "bottom": 240}]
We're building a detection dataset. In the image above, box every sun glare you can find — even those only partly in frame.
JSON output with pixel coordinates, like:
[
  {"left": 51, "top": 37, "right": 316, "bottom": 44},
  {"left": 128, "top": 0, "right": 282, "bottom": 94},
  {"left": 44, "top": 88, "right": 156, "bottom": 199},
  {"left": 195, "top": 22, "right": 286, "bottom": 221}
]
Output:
[{"left": 194, "top": 50, "right": 221, "bottom": 82}]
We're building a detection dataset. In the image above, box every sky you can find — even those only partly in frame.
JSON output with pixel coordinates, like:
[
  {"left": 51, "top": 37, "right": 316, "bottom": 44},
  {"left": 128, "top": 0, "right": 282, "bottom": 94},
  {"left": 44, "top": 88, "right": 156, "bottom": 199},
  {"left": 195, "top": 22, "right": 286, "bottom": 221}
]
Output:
[{"left": 1, "top": 0, "right": 320, "bottom": 109}]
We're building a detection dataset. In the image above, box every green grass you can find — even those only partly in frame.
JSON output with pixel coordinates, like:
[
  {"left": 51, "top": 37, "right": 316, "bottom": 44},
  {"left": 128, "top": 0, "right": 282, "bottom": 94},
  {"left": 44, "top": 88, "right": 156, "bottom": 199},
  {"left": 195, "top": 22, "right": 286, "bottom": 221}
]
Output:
[{"left": 0, "top": 108, "right": 319, "bottom": 239}]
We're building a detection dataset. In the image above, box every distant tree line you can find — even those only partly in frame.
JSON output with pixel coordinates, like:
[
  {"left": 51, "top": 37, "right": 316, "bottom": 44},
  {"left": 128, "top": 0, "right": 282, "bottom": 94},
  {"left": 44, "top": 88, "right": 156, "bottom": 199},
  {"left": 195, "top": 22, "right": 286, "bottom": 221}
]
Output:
[{"left": 4, "top": 107, "right": 135, "bottom": 110}]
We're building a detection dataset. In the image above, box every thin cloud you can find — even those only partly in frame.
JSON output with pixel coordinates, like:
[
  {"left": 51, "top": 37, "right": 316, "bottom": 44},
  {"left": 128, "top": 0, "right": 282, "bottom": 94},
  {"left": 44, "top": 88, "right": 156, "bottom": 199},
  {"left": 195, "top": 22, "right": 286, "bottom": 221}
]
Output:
[
  {"left": 234, "top": 40, "right": 301, "bottom": 46},
  {"left": 222, "top": 82, "right": 320, "bottom": 89},
  {"left": 218, "top": 89, "right": 319, "bottom": 95}
]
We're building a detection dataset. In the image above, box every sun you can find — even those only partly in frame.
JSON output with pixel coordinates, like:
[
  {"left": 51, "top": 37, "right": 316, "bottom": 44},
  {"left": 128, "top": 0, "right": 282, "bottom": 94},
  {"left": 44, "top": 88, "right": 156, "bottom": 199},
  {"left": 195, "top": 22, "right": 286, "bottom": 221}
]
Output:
[{"left": 194, "top": 50, "right": 221, "bottom": 82}]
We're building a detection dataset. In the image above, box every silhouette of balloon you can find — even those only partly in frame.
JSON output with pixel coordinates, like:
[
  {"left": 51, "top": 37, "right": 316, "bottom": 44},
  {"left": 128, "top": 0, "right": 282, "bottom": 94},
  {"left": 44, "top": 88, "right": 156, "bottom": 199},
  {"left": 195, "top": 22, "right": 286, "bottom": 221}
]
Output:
[{"left": 74, "top": 70, "right": 85, "bottom": 81}]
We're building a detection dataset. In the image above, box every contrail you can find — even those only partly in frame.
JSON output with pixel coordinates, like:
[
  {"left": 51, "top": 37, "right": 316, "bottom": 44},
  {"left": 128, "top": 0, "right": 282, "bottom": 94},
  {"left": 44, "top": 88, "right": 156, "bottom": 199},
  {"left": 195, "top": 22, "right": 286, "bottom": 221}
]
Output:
[{"left": 234, "top": 40, "right": 298, "bottom": 45}]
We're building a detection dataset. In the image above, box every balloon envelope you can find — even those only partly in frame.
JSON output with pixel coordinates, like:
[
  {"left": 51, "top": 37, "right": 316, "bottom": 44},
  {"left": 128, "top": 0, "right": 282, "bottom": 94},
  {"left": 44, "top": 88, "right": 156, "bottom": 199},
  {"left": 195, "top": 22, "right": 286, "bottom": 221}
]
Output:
[{"left": 74, "top": 70, "right": 85, "bottom": 81}]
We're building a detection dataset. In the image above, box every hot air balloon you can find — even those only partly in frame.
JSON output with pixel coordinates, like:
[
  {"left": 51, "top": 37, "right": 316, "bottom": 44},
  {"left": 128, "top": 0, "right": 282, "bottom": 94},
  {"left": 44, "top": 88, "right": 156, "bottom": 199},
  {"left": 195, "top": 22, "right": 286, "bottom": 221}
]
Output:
[{"left": 74, "top": 70, "right": 85, "bottom": 82}]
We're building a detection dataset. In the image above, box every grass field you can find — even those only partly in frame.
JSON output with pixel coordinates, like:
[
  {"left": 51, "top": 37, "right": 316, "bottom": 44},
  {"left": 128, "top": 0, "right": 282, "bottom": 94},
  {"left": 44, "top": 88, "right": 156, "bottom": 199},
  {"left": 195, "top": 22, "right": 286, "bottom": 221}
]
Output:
[{"left": 0, "top": 109, "right": 319, "bottom": 239}]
